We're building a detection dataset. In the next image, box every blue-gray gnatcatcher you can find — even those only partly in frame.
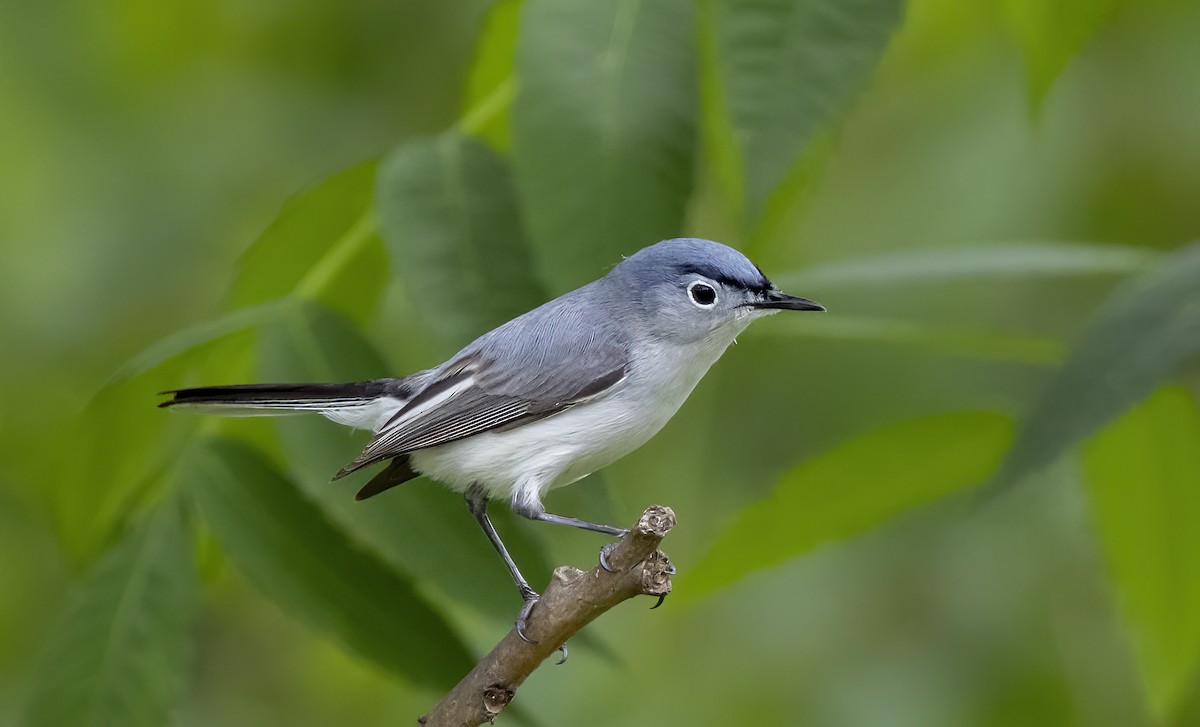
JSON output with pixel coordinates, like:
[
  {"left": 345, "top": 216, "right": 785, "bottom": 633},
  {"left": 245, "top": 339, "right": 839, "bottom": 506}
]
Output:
[{"left": 161, "top": 237, "right": 823, "bottom": 638}]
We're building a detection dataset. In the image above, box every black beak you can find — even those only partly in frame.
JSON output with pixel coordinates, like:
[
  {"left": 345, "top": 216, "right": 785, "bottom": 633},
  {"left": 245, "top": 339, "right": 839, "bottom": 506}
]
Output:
[{"left": 752, "top": 290, "right": 826, "bottom": 311}]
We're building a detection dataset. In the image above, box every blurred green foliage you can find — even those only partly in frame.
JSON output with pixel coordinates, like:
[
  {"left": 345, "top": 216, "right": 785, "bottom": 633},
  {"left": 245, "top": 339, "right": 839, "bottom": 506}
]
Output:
[
  {"left": 2, "top": 0, "right": 1199, "bottom": 725},
  {"left": 1084, "top": 388, "right": 1200, "bottom": 722}
]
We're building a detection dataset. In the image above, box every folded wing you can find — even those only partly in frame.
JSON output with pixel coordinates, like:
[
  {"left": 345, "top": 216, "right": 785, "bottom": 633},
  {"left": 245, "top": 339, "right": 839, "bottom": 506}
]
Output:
[{"left": 335, "top": 292, "right": 630, "bottom": 478}]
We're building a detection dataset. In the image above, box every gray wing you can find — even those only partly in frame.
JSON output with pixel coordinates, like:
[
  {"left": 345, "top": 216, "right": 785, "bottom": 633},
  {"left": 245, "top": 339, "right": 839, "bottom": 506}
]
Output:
[{"left": 335, "top": 289, "right": 630, "bottom": 478}]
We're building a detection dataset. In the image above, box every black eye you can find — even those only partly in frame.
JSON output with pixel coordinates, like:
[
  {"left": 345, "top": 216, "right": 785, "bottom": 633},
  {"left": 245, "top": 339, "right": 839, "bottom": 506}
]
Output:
[{"left": 687, "top": 281, "right": 717, "bottom": 307}]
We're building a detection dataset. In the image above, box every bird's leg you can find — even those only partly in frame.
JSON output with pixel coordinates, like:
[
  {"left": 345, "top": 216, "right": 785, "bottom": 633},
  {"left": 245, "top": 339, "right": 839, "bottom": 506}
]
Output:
[
  {"left": 529, "top": 511, "right": 629, "bottom": 538},
  {"left": 541, "top": 511, "right": 676, "bottom": 593},
  {"left": 465, "top": 487, "right": 548, "bottom": 649},
  {"left": 512, "top": 502, "right": 629, "bottom": 573}
]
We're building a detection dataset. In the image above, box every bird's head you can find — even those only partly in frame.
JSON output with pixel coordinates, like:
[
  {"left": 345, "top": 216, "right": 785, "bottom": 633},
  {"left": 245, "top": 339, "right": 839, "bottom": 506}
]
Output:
[{"left": 607, "top": 238, "right": 824, "bottom": 343}]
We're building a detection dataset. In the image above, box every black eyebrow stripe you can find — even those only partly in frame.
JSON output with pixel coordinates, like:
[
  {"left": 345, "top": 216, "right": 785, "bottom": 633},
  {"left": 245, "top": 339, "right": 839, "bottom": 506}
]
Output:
[
  {"left": 673, "top": 263, "right": 771, "bottom": 293},
  {"left": 753, "top": 264, "right": 775, "bottom": 289}
]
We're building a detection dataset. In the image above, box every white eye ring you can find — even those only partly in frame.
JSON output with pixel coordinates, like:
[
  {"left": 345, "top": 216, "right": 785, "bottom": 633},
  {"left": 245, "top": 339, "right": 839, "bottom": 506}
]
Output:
[{"left": 687, "top": 280, "right": 718, "bottom": 308}]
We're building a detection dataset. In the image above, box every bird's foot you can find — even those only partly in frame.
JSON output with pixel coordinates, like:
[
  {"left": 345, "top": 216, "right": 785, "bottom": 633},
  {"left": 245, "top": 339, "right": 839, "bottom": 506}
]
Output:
[
  {"left": 514, "top": 588, "right": 569, "bottom": 664},
  {"left": 597, "top": 530, "right": 630, "bottom": 573},
  {"left": 598, "top": 542, "right": 618, "bottom": 572},
  {"left": 515, "top": 589, "right": 540, "bottom": 644},
  {"left": 649, "top": 558, "right": 677, "bottom": 609}
]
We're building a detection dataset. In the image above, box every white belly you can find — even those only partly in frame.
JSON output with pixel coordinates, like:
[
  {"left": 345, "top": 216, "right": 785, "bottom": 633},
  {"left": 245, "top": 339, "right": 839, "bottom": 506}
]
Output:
[{"left": 409, "top": 321, "right": 749, "bottom": 513}]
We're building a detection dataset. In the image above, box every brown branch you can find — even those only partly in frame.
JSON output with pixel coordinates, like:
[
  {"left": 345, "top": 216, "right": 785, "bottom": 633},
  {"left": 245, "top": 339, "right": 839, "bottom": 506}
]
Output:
[{"left": 419, "top": 505, "right": 677, "bottom": 726}]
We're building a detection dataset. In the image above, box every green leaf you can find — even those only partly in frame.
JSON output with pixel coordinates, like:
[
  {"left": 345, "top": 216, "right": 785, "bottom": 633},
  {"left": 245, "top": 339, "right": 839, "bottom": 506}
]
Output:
[
  {"left": 1083, "top": 386, "right": 1200, "bottom": 721},
  {"left": 753, "top": 242, "right": 1158, "bottom": 365},
  {"left": 747, "top": 131, "right": 838, "bottom": 251},
  {"left": 700, "top": 0, "right": 904, "bottom": 226},
  {"left": 779, "top": 242, "right": 1158, "bottom": 290},
  {"left": 256, "top": 301, "right": 555, "bottom": 622},
  {"left": 512, "top": 0, "right": 697, "bottom": 289},
  {"left": 75, "top": 160, "right": 389, "bottom": 557},
  {"left": 376, "top": 133, "right": 545, "bottom": 352},
  {"left": 64, "top": 310, "right": 271, "bottom": 561},
  {"left": 1003, "top": 0, "right": 1123, "bottom": 108},
  {"left": 460, "top": 0, "right": 522, "bottom": 151},
  {"left": 753, "top": 314, "right": 1065, "bottom": 365},
  {"left": 995, "top": 242, "right": 1200, "bottom": 490},
  {"left": 185, "top": 437, "right": 473, "bottom": 689},
  {"left": 109, "top": 301, "right": 292, "bottom": 384},
  {"left": 228, "top": 159, "right": 387, "bottom": 323},
  {"left": 692, "top": 411, "right": 1013, "bottom": 595},
  {"left": 23, "top": 501, "right": 195, "bottom": 727}
]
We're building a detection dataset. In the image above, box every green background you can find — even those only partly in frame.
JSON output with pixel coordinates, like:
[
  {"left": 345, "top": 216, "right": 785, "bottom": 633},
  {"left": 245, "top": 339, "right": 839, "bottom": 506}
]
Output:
[{"left": 3, "top": 0, "right": 1200, "bottom": 724}]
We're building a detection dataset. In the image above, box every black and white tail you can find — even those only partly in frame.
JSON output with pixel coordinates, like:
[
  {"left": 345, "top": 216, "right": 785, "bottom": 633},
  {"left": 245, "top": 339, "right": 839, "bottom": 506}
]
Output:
[{"left": 158, "top": 380, "right": 409, "bottom": 433}]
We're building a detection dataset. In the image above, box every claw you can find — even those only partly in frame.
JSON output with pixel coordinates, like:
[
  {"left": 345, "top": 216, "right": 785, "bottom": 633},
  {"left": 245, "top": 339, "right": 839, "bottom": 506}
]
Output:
[
  {"left": 555, "top": 643, "right": 568, "bottom": 665},
  {"left": 600, "top": 544, "right": 619, "bottom": 573},
  {"left": 598, "top": 541, "right": 620, "bottom": 573},
  {"left": 515, "top": 592, "right": 540, "bottom": 644},
  {"left": 650, "top": 593, "right": 667, "bottom": 609}
]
